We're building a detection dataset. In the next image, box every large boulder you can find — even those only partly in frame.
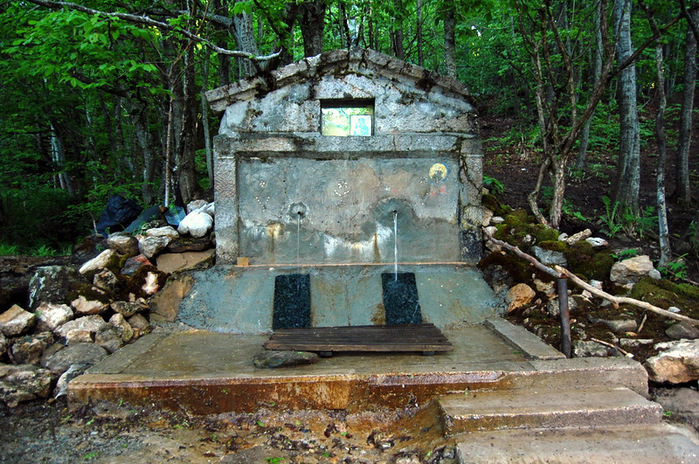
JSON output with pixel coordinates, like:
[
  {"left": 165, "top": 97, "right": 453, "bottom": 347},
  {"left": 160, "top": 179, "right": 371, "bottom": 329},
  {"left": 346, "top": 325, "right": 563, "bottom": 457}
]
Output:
[
  {"left": 0, "top": 305, "right": 35, "bottom": 336},
  {"left": 27, "top": 265, "right": 85, "bottom": 309},
  {"left": 610, "top": 255, "right": 655, "bottom": 286},
  {"left": 0, "top": 363, "right": 55, "bottom": 407},
  {"left": 644, "top": 339, "right": 699, "bottom": 384}
]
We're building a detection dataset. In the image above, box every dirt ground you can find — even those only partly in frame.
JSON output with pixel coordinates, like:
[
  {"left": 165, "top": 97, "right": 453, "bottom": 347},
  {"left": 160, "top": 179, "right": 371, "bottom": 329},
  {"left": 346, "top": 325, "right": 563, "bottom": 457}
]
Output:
[{"left": 0, "top": 398, "right": 455, "bottom": 463}]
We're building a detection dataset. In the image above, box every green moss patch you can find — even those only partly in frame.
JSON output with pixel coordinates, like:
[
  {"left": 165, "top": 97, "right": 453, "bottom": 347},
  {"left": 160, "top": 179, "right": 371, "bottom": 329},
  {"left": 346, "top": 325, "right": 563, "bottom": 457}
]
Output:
[{"left": 630, "top": 278, "right": 699, "bottom": 316}]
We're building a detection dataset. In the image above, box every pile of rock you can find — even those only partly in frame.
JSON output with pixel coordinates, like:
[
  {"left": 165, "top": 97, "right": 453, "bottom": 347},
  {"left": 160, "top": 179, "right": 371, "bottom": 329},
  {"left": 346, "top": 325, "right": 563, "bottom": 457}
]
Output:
[
  {"left": 481, "top": 207, "right": 699, "bottom": 387},
  {"left": 0, "top": 200, "right": 216, "bottom": 407}
]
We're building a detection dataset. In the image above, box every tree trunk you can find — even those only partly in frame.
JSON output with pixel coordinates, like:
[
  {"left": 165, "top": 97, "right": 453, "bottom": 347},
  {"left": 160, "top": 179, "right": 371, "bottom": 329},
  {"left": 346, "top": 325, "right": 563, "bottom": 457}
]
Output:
[
  {"left": 417, "top": 0, "right": 424, "bottom": 66},
  {"left": 443, "top": 0, "right": 456, "bottom": 78},
  {"left": 201, "top": 47, "right": 213, "bottom": 186},
  {"left": 233, "top": 9, "right": 260, "bottom": 78},
  {"left": 612, "top": 0, "right": 641, "bottom": 213},
  {"left": 391, "top": 0, "right": 404, "bottom": 59},
  {"left": 576, "top": 0, "right": 604, "bottom": 169},
  {"left": 676, "top": 8, "right": 698, "bottom": 204},
  {"left": 213, "top": 0, "right": 231, "bottom": 87},
  {"left": 299, "top": 1, "right": 326, "bottom": 57},
  {"left": 175, "top": 43, "right": 199, "bottom": 205}
]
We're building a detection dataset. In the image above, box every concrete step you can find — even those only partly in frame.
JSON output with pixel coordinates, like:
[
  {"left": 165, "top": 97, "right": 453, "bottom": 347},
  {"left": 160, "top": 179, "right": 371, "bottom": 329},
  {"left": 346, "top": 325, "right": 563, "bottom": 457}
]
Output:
[
  {"left": 455, "top": 423, "right": 699, "bottom": 463},
  {"left": 439, "top": 386, "right": 662, "bottom": 435}
]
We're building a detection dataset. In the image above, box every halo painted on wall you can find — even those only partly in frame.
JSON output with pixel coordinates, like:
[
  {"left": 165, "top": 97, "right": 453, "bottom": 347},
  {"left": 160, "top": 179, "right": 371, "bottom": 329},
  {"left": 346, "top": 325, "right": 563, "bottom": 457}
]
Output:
[{"left": 429, "top": 163, "right": 448, "bottom": 181}]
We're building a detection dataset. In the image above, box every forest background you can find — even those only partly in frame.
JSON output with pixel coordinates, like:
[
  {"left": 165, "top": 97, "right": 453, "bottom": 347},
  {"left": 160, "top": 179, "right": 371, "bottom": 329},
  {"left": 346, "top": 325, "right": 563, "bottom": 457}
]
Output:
[{"left": 0, "top": 0, "right": 697, "bottom": 274}]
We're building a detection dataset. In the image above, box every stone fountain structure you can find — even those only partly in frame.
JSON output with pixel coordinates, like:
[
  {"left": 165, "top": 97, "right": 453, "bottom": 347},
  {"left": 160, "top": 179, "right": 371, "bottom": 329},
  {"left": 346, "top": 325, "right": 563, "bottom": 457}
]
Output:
[{"left": 175, "top": 48, "right": 496, "bottom": 333}]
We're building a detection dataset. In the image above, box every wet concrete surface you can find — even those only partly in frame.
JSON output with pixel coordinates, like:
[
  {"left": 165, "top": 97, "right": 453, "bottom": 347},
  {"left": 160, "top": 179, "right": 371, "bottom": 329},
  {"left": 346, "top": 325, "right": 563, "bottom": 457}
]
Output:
[{"left": 68, "top": 318, "right": 646, "bottom": 415}]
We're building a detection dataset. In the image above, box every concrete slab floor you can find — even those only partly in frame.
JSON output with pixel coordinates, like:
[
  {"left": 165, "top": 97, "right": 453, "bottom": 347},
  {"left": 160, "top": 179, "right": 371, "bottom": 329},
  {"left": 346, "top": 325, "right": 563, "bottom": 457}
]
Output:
[{"left": 67, "top": 319, "right": 646, "bottom": 415}]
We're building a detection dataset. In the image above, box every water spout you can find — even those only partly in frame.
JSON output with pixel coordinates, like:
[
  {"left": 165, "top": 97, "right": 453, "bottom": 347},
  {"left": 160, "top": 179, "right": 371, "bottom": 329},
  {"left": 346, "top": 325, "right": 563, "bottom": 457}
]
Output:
[{"left": 393, "top": 209, "right": 398, "bottom": 281}]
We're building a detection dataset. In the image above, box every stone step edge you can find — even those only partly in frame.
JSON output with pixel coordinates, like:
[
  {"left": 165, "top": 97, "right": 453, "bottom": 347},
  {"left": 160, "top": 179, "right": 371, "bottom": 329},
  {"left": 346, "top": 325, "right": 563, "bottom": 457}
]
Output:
[
  {"left": 438, "top": 386, "right": 663, "bottom": 435},
  {"left": 454, "top": 423, "right": 699, "bottom": 464}
]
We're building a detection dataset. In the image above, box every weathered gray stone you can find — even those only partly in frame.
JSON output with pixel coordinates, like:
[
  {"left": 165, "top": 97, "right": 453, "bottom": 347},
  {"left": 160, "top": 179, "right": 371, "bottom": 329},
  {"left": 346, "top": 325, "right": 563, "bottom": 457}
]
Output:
[
  {"left": 177, "top": 211, "right": 213, "bottom": 238},
  {"left": 610, "top": 255, "right": 655, "bottom": 285},
  {"left": 53, "top": 363, "right": 90, "bottom": 399},
  {"left": 573, "top": 340, "right": 616, "bottom": 357},
  {"left": 108, "top": 313, "right": 134, "bottom": 343},
  {"left": 106, "top": 232, "right": 139, "bottom": 255},
  {"left": 127, "top": 314, "right": 150, "bottom": 335},
  {"left": 95, "top": 326, "right": 123, "bottom": 353},
  {"left": 70, "top": 295, "right": 109, "bottom": 316},
  {"left": 0, "top": 332, "right": 7, "bottom": 356},
  {"left": 10, "top": 332, "right": 54, "bottom": 365},
  {"left": 666, "top": 322, "right": 699, "bottom": 340},
  {"left": 0, "top": 305, "right": 35, "bottom": 336},
  {"left": 599, "top": 318, "right": 638, "bottom": 334},
  {"left": 35, "top": 302, "right": 73, "bottom": 332},
  {"left": 186, "top": 199, "right": 208, "bottom": 214},
  {"left": 93, "top": 269, "right": 119, "bottom": 292},
  {"left": 645, "top": 339, "right": 699, "bottom": 384},
  {"left": 532, "top": 246, "right": 568, "bottom": 267},
  {"left": 164, "top": 236, "right": 214, "bottom": 253},
  {"left": 27, "top": 265, "right": 85, "bottom": 309},
  {"left": 505, "top": 284, "right": 536, "bottom": 313},
  {"left": 55, "top": 315, "right": 108, "bottom": 340},
  {"left": 146, "top": 225, "right": 180, "bottom": 240},
  {"left": 253, "top": 350, "right": 319, "bottom": 368},
  {"left": 0, "top": 363, "right": 55, "bottom": 407},
  {"left": 138, "top": 235, "right": 172, "bottom": 259},
  {"left": 546, "top": 296, "right": 578, "bottom": 318},
  {"left": 619, "top": 338, "right": 655, "bottom": 349},
  {"left": 490, "top": 216, "right": 505, "bottom": 225},
  {"left": 42, "top": 343, "right": 108, "bottom": 375},
  {"left": 653, "top": 387, "right": 699, "bottom": 431},
  {"left": 110, "top": 301, "right": 142, "bottom": 318},
  {"left": 79, "top": 249, "right": 117, "bottom": 276}
]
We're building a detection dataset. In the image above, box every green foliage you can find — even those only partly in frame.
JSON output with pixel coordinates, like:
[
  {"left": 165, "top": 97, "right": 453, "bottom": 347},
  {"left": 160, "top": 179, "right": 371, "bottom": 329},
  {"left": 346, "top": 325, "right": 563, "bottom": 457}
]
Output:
[
  {"left": 0, "top": 243, "right": 19, "bottom": 256},
  {"left": 483, "top": 175, "right": 504, "bottom": 195},
  {"left": 658, "top": 255, "right": 690, "bottom": 280},
  {"left": 599, "top": 196, "right": 658, "bottom": 239}
]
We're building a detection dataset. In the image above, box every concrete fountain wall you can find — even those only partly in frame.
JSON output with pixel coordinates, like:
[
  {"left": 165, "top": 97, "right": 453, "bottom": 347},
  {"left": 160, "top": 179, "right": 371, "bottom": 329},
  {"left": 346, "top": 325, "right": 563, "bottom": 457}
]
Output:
[
  {"left": 205, "top": 48, "right": 484, "bottom": 266},
  {"left": 180, "top": 49, "right": 497, "bottom": 333}
]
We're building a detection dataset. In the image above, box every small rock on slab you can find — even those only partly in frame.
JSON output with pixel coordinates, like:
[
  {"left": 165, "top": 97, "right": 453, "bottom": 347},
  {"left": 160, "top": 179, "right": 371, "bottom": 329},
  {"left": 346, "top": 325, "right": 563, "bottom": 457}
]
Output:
[{"left": 253, "top": 350, "right": 319, "bottom": 368}]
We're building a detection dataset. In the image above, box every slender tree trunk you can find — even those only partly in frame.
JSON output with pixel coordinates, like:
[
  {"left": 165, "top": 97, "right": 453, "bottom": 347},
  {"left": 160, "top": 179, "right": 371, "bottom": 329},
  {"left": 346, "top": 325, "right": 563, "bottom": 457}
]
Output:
[
  {"left": 417, "top": 0, "right": 424, "bottom": 66},
  {"left": 613, "top": 0, "right": 641, "bottom": 213},
  {"left": 233, "top": 9, "right": 260, "bottom": 78},
  {"left": 443, "top": 0, "right": 456, "bottom": 78},
  {"left": 175, "top": 43, "right": 199, "bottom": 204},
  {"left": 201, "top": 47, "right": 213, "bottom": 186},
  {"left": 676, "top": 8, "right": 698, "bottom": 204},
  {"left": 391, "top": 0, "right": 404, "bottom": 59},
  {"left": 643, "top": 6, "right": 672, "bottom": 265},
  {"left": 213, "top": 0, "right": 231, "bottom": 87},
  {"left": 576, "top": 0, "right": 604, "bottom": 169}
]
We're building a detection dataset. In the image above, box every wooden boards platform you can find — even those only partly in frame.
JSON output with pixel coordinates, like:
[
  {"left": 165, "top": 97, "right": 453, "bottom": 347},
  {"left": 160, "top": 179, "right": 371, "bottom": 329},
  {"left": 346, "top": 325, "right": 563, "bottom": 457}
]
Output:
[{"left": 263, "top": 323, "right": 453, "bottom": 356}]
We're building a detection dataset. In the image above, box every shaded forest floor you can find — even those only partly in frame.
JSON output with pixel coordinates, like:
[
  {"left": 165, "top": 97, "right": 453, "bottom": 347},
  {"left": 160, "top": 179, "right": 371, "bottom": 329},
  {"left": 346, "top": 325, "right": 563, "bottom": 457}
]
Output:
[{"left": 481, "top": 114, "right": 699, "bottom": 283}]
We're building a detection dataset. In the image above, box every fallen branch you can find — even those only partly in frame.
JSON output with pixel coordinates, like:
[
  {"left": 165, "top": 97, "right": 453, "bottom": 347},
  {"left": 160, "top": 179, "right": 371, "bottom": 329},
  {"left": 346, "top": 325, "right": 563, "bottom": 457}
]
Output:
[
  {"left": 590, "top": 337, "right": 633, "bottom": 357},
  {"left": 553, "top": 265, "right": 699, "bottom": 326},
  {"left": 483, "top": 229, "right": 699, "bottom": 326}
]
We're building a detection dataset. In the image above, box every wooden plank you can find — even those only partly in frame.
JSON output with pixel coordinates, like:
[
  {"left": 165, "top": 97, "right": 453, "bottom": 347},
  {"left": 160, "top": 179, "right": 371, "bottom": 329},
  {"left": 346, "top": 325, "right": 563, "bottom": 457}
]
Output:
[{"left": 263, "top": 323, "right": 453, "bottom": 353}]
